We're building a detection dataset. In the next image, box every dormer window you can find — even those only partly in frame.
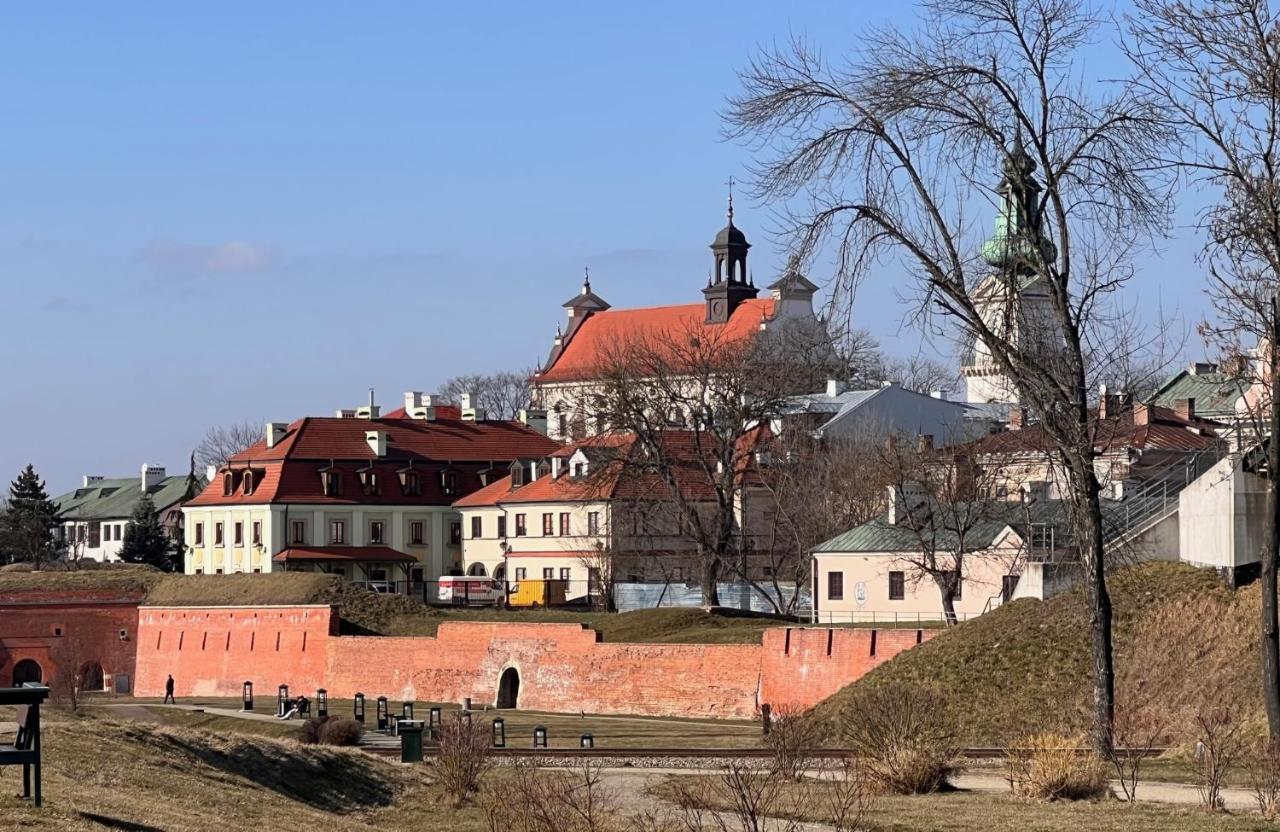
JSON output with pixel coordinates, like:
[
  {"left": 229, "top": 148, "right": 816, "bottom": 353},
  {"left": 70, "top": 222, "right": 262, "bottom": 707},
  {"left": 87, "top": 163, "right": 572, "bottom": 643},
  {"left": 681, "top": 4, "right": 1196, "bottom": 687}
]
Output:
[
  {"left": 243, "top": 470, "right": 255, "bottom": 496},
  {"left": 222, "top": 472, "right": 234, "bottom": 496},
  {"left": 320, "top": 463, "right": 343, "bottom": 497},
  {"left": 510, "top": 460, "right": 526, "bottom": 488},
  {"left": 573, "top": 463, "right": 585, "bottom": 477},
  {"left": 398, "top": 462, "right": 421, "bottom": 496},
  {"left": 441, "top": 471, "right": 458, "bottom": 497},
  {"left": 359, "top": 466, "right": 380, "bottom": 496}
]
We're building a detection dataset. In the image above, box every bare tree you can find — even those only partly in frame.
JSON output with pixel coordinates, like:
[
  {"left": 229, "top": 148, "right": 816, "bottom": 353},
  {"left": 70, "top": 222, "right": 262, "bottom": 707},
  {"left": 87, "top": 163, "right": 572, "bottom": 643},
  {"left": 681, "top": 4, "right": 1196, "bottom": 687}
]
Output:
[
  {"left": 880, "top": 355, "right": 960, "bottom": 396},
  {"left": 875, "top": 436, "right": 1022, "bottom": 624},
  {"left": 1128, "top": 0, "right": 1280, "bottom": 743},
  {"left": 751, "top": 431, "right": 890, "bottom": 614},
  {"left": 441, "top": 369, "right": 534, "bottom": 420},
  {"left": 727, "top": 0, "right": 1174, "bottom": 752},
  {"left": 194, "top": 421, "right": 261, "bottom": 470},
  {"left": 591, "top": 321, "right": 800, "bottom": 607}
]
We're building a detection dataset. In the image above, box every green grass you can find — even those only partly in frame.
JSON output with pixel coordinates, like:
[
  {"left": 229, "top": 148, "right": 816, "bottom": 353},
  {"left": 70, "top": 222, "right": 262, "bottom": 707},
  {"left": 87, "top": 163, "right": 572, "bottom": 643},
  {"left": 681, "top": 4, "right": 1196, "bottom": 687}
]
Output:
[
  {"left": 810, "top": 562, "right": 1234, "bottom": 746},
  {"left": 139, "top": 705, "right": 305, "bottom": 740}
]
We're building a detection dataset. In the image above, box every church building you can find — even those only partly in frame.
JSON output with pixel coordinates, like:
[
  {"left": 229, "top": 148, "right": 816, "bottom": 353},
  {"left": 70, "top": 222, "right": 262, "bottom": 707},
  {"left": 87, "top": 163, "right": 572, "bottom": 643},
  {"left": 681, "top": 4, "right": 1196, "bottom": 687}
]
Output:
[{"left": 532, "top": 195, "right": 824, "bottom": 442}]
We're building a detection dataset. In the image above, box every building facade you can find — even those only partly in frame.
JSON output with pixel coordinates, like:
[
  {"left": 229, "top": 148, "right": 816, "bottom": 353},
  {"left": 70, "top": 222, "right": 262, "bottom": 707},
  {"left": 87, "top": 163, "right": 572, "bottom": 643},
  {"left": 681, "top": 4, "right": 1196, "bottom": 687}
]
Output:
[
  {"left": 181, "top": 394, "right": 558, "bottom": 587},
  {"left": 53, "top": 464, "right": 200, "bottom": 563}
]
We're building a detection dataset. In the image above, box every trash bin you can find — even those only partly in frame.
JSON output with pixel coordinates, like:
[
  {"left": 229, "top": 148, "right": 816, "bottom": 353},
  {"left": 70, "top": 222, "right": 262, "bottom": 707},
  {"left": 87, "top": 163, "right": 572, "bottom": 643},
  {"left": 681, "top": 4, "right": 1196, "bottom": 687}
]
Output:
[{"left": 400, "top": 720, "right": 425, "bottom": 763}]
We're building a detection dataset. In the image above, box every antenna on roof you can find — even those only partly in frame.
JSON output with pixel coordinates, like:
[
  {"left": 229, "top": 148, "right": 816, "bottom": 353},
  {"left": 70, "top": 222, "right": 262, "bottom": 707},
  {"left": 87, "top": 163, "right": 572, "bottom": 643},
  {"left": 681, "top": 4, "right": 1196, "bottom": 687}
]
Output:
[{"left": 368, "top": 387, "right": 375, "bottom": 410}]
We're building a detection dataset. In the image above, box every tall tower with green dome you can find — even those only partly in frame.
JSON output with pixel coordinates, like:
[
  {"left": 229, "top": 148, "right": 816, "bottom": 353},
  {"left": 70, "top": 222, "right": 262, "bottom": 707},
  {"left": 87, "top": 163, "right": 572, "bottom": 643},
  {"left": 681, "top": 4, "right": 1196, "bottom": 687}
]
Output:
[{"left": 961, "top": 138, "right": 1060, "bottom": 406}]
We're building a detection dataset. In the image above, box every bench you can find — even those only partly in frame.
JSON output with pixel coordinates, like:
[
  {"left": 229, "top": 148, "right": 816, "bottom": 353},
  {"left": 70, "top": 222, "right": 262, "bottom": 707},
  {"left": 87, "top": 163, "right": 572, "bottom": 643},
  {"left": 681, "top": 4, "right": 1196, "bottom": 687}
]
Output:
[{"left": 0, "top": 685, "right": 49, "bottom": 808}]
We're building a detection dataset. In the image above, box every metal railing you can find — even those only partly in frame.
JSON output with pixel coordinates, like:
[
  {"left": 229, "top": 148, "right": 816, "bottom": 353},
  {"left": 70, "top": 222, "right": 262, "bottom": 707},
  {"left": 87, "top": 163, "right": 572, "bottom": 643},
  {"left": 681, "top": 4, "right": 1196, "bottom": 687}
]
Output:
[
  {"left": 807, "top": 609, "right": 978, "bottom": 627},
  {"left": 1104, "top": 441, "right": 1228, "bottom": 544}
]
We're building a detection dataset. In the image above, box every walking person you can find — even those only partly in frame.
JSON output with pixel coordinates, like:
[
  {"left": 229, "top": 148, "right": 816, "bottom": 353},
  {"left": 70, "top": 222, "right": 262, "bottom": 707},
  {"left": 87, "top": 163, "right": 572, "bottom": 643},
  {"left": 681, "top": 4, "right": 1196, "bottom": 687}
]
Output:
[{"left": 164, "top": 674, "right": 176, "bottom": 704}]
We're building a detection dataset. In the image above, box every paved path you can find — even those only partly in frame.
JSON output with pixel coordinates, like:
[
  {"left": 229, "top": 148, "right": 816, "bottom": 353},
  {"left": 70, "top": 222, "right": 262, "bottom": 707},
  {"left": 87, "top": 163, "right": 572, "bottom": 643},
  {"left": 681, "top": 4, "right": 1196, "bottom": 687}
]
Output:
[
  {"left": 954, "top": 771, "right": 1256, "bottom": 812},
  {"left": 101, "top": 702, "right": 297, "bottom": 724}
]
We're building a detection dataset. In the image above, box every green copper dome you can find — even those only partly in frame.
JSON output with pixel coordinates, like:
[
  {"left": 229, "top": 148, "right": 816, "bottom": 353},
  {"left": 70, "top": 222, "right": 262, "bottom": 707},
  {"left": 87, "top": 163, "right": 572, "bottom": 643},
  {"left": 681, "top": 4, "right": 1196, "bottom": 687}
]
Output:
[{"left": 982, "top": 137, "right": 1056, "bottom": 269}]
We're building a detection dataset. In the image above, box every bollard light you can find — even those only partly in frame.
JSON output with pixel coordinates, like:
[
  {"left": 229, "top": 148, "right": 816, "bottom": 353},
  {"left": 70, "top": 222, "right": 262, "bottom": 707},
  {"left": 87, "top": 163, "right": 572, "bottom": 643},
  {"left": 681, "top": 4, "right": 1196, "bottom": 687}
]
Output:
[
  {"left": 317, "top": 688, "right": 329, "bottom": 719},
  {"left": 533, "top": 725, "right": 548, "bottom": 748},
  {"left": 402, "top": 701, "right": 414, "bottom": 721},
  {"left": 492, "top": 717, "right": 506, "bottom": 748},
  {"left": 242, "top": 680, "right": 254, "bottom": 712},
  {"left": 354, "top": 692, "right": 366, "bottom": 724},
  {"left": 761, "top": 703, "right": 772, "bottom": 736},
  {"left": 429, "top": 706, "right": 442, "bottom": 729},
  {"left": 580, "top": 733, "right": 594, "bottom": 749},
  {"left": 277, "top": 684, "right": 290, "bottom": 717},
  {"left": 377, "top": 696, "right": 389, "bottom": 731}
]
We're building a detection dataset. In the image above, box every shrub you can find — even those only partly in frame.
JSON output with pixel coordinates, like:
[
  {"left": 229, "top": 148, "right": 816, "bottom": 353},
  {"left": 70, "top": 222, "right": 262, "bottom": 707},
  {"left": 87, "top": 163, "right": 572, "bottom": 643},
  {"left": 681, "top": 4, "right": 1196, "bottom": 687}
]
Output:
[
  {"left": 301, "top": 716, "right": 328, "bottom": 744},
  {"left": 435, "top": 714, "right": 492, "bottom": 806},
  {"left": 482, "top": 760, "right": 621, "bottom": 832},
  {"left": 1249, "top": 741, "right": 1280, "bottom": 820},
  {"left": 839, "top": 681, "right": 957, "bottom": 794},
  {"left": 1195, "top": 708, "right": 1244, "bottom": 812},
  {"left": 1005, "top": 733, "right": 1109, "bottom": 801},
  {"left": 319, "top": 717, "right": 363, "bottom": 746},
  {"left": 763, "top": 705, "right": 822, "bottom": 781}
]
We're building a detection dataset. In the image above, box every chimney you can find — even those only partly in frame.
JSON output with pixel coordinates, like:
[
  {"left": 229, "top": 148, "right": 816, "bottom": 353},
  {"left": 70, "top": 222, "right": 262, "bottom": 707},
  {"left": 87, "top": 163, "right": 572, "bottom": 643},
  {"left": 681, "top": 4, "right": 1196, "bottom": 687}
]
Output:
[
  {"left": 82, "top": 475, "right": 103, "bottom": 488},
  {"left": 355, "top": 388, "right": 380, "bottom": 420},
  {"left": 1133, "top": 403, "right": 1150, "bottom": 427},
  {"left": 365, "top": 430, "right": 387, "bottom": 457},
  {"left": 1175, "top": 397, "right": 1196, "bottom": 421},
  {"left": 140, "top": 464, "right": 166, "bottom": 492},
  {"left": 335, "top": 409, "right": 358, "bottom": 418},
  {"left": 826, "top": 379, "right": 847, "bottom": 397},
  {"left": 930, "top": 390, "right": 947, "bottom": 400},
  {"left": 887, "top": 484, "right": 925, "bottom": 525},
  {"left": 1009, "top": 407, "right": 1028, "bottom": 430},
  {"left": 1191, "top": 361, "right": 1219, "bottom": 376},
  {"left": 265, "top": 422, "right": 288, "bottom": 448},
  {"left": 205, "top": 465, "right": 218, "bottom": 483},
  {"left": 550, "top": 456, "right": 563, "bottom": 478},
  {"left": 460, "top": 392, "right": 474, "bottom": 410},
  {"left": 519, "top": 408, "right": 548, "bottom": 435},
  {"left": 916, "top": 434, "right": 934, "bottom": 453}
]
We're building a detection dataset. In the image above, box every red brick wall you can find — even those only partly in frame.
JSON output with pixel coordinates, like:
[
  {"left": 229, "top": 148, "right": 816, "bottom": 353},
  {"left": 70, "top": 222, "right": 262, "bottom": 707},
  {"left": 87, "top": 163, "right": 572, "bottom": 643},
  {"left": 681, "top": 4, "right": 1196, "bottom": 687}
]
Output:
[
  {"left": 0, "top": 589, "right": 142, "bottom": 692},
  {"left": 326, "top": 623, "right": 764, "bottom": 718},
  {"left": 133, "top": 606, "right": 336, "bottom": 700},
  {"left": 757, "top": 627, "right": 938, "bottom": 712},
  {"left": 130, "top": 605, "right": 932, "bottom": 718}
]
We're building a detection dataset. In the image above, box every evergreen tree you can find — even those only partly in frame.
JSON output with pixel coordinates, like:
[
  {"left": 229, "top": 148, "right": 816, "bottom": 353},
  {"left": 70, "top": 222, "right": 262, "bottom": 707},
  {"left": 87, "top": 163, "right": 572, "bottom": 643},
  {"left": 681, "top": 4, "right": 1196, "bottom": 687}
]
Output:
[
  {"left": 0, "top": 464, "right": 59, "bottom": 567},
  {"left": 118, "top": 494, "right": 179, "bottom": 572}
]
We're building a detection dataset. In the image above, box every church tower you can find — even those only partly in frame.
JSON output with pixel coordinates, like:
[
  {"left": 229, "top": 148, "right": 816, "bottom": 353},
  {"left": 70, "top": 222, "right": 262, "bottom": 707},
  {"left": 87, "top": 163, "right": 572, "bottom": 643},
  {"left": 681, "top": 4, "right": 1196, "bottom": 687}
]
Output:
[
  {"left": 962, "top": 137, "right": 1059, "bottom": 405},
  {"left": 703, "top": 187, "right": 758, "bottom": 323}
]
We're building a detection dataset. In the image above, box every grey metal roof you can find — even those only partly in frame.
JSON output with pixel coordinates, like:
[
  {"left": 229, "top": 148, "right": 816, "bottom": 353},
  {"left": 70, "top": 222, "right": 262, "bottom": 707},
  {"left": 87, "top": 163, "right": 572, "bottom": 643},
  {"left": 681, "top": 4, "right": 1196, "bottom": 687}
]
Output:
[{"left": 53, "top": 475, "right": 200, "bottom": 522}]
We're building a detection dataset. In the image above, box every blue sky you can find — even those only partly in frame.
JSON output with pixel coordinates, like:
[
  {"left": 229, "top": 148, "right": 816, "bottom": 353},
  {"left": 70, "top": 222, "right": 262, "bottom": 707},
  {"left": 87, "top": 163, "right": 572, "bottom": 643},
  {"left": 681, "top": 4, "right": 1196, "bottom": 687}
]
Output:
[{"left": 0, "top": 2, "right": 1207, "bottom": 493}]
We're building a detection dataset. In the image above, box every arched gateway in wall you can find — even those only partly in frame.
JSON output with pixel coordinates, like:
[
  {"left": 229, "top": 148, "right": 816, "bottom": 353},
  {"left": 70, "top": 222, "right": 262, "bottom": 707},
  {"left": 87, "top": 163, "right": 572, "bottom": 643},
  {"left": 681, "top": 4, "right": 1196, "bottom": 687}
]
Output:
[
  {"left": 496, "top": 667, "right": 520, "bottom": 709},
  {"left": 12, "top": 659, "right": 42, "bottom": 686}
]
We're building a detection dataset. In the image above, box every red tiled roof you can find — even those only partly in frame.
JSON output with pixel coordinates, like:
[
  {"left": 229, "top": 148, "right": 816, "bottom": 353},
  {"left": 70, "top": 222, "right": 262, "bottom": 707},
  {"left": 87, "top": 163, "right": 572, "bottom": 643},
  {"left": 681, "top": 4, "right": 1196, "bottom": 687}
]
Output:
[
  {"left": 536, "top": 298, "right": 775, "bottom": 383},
  {"left": 453, "top": 429, "right": 766, "bottom": 508},
  {"left": 959, "top": 404, "right": 1221, "bottom": 457},
  {"left": 273, "top": 546, "right": 418, "bottom": 563},
  {"left": 186, "top": 414, "right": 560, "bottom": 508}
]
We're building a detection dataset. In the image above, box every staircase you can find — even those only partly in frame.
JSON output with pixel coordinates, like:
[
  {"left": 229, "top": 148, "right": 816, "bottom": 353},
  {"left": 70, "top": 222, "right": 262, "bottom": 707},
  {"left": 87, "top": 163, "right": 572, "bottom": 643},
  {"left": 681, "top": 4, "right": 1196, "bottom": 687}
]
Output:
[{"left": 1103, "top": 441, "right": 1228, "bottom": 544}]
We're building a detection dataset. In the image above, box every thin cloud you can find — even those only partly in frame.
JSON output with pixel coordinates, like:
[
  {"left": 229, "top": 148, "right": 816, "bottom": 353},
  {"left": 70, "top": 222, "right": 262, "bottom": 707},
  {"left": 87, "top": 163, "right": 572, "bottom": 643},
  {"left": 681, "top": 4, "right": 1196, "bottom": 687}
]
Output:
[{"left": 140, "top": 240, "right": 272, "bottom": 274}]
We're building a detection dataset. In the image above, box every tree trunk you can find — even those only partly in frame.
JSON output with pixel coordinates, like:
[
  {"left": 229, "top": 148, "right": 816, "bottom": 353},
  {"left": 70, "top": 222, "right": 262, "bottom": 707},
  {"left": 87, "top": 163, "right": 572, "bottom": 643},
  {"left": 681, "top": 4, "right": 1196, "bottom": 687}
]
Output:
[
  {"left": 1262, "top": 292, "right": 1280, "bottom": 742},
  {"left": 939, "top": 587, "right": 958, "bottom": 627},
  {"left": 701, "top": 554, "right": 721, "bottom": 607},
  {"left": 1074, "top": 463, "right": 1115, "bottom": 756}
]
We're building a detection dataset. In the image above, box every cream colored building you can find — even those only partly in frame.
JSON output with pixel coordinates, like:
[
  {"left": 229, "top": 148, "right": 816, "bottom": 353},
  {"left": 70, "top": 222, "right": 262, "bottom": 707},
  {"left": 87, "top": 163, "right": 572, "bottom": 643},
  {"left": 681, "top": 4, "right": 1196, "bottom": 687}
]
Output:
[{"left": 182, "top": 395, "right": 558, "bottom": 588}]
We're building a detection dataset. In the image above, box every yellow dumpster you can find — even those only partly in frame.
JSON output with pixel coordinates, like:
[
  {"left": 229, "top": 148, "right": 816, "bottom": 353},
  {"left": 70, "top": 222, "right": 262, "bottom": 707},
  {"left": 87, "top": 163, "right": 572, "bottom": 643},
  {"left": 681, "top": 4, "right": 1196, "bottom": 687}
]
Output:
[{"left": 507, "top": 579, "right": 568, "bottom": 608}]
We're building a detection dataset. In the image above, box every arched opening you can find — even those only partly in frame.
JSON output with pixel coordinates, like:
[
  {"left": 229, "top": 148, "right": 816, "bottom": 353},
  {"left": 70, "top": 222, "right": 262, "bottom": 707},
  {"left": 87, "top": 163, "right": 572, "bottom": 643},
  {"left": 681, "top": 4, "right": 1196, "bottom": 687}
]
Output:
[
  {"left": 12, "top": 659, "right": 42, "bottom": 686},
  {"left": 493, "top": 563, "right": 506, "bottom": 581},
  {"left": 79, "top": 661, "right": 105, "bottom": 692},
  {"left": 467, "top": 562, "right": 488, "bottom": 577},
  {"left": 496, "top": 667, "right": 520, "bottom": 709}
]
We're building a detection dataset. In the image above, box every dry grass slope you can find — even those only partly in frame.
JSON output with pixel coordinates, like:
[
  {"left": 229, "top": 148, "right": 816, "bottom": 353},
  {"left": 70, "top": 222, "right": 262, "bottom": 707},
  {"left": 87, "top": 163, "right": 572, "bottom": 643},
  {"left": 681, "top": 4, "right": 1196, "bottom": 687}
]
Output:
[
  {"left": 811, "top": 562, "right": 1233, "bottom": 746},
  {"left": 0, "top": 716, "right": 491, "bottom": 831}
]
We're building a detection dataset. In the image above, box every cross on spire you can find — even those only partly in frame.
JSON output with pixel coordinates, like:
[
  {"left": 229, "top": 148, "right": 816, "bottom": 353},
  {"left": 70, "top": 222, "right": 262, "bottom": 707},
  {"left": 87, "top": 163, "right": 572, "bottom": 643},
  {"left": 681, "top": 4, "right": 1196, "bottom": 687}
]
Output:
[
  {"left": 726, "top": 175, "right": 735, "bottom": 224},
  {"left": 583, "top": 266, "right": 591, "bottom": 293}
]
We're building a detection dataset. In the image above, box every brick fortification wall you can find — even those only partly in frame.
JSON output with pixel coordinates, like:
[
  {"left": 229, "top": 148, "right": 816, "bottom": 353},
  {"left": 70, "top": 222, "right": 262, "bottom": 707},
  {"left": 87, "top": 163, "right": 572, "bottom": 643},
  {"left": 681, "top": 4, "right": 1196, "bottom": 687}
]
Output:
[
  {"left": 133, "top": 605, "right": 931, "bottom": 718},
  {"left": 0, "top": 589, "right": 143, "bottom": 692},
  {"left": 133, "top": 606, "right": 336, "bottom": 700}
]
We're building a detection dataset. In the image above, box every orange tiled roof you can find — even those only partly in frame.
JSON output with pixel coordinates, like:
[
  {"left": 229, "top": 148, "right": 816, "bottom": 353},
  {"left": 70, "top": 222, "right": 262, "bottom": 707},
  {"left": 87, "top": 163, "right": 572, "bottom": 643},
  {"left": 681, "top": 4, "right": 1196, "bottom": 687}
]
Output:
[{"left": 536, "top": 298, "right": 775, "bottom": 383}]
